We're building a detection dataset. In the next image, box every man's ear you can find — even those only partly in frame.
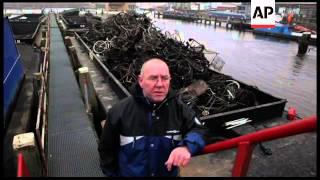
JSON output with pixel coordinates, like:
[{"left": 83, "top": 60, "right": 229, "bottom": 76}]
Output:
[{"left": 138, "top": 75, "right": 143, "bottom": 86}]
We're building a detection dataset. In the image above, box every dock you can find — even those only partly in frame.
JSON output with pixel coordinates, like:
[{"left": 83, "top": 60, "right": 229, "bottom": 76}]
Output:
[{"left": 47, "top": 14, "right": 103, "bottom": 177}]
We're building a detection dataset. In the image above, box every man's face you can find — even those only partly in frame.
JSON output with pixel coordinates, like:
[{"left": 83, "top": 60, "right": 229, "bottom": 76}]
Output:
[{"left": 139, "top": 59, "right": 171, "bottom": 103}]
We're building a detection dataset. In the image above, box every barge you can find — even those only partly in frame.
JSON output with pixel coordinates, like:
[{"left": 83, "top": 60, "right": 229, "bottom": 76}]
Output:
[{"left": 8, "top": 13, "right": 46, "bottom": 44}]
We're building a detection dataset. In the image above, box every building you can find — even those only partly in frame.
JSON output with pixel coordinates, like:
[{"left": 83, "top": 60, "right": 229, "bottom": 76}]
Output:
[
  {"left": 176, "top": 3, "right": 191, "bottom": 10},
  {"left": 128, "top": 3, "right": 136, "bottom": 11},
  {"left": 3, "top": 3, "right": 96, "bottom": 14},
  {"left": 92, "top": 3, "right": 136, "bottom": 14},
  {"left": 3, "top": 2, "right": 97, "bottom": 9},
  {"left": 3, "top": 3, "right": 136, "bottom": 15},
  {"left": 237, "top": 2, "right": 251, "bottom": 17},
  {"left": 105, "top": 3, "right": 128, "bottom": 12},
  {"left": 216, "top": 3, "right": 240, "bottom": 12},
  {"left": 137, "top": 3, "right": 167, "bottom": 10},
  {"left": 190, "top": 3, "right": 212, "bottom": 11}
]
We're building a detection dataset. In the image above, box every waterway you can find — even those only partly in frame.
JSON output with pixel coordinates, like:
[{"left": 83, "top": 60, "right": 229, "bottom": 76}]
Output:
[{"left": 152, "top": 17, "right": 317, "bottom": 118}]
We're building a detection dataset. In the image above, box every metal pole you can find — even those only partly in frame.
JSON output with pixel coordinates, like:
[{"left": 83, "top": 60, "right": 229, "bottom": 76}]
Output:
[
  {"left": 232, "top": 141, "right": 255, "bottom": 177},
  {"left": 297, "top": 32, "right": 311, "bottom": 56}
]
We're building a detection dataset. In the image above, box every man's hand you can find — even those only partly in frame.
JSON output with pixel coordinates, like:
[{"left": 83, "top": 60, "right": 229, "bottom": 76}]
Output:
[{"left": 165, "top": 146, "right": 191, "bottom": 171}]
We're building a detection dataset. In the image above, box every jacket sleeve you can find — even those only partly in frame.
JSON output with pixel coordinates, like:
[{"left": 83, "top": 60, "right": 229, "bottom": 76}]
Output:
[
  {"left": 98, "top": 107, "right": 120, "bottom": 177},
  {"left": 177, "top": 100, "right": 210, "bottom": 156}
]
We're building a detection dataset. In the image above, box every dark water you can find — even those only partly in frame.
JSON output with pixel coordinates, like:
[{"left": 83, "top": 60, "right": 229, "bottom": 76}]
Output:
[{"left": 152, "top": 18, "right": 317, "bottom": 118}]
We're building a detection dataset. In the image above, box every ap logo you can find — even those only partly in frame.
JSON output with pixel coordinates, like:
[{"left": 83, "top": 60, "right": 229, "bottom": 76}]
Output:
[{"left": 251, "top": 0, "right": 275, "bottom": 28}]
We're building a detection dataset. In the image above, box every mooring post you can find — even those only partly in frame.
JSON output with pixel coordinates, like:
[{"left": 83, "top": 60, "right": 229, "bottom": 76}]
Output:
[
  {"left": 78, "top": 67, "right": 91, "bottom": 113},
  {"left": 297, "top": 32, "right": 311, "bottom": 56},
  {"left": 13, "top": 132, "right": 43, "bottom": 176}
]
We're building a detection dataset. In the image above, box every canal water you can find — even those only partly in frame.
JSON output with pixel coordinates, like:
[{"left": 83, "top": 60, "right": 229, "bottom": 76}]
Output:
[{"left": 152, "top": 17, "right": 316, "bottom": 118}]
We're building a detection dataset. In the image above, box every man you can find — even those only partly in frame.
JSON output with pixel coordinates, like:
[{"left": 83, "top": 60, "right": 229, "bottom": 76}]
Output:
[{"left": 98, "top": 57, "right": 209, "bottom": 177}]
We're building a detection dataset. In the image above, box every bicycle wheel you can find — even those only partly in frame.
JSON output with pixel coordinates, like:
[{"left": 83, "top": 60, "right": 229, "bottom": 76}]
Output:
[{"left": 93, "top": 40, "right": 107, "bottom": 54}]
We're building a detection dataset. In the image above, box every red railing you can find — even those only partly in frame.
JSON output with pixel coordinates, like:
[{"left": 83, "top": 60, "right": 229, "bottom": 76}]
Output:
[
  {"left": 17, "top": 152, "right": 30, "bottom": 177},
  {"left": 201, "top": 116, "right": 317, "bottom": 177}
]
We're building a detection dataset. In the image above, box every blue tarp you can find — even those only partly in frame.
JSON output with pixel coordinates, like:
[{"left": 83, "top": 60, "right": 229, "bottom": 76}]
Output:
[{"left": 3, "top": 17, "right": 25, "bottom": 127}]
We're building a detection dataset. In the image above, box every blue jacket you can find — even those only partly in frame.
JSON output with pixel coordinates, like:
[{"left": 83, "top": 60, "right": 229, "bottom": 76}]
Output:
[{"left": 98, "top": 83, "right": 209, "bottom": 177}]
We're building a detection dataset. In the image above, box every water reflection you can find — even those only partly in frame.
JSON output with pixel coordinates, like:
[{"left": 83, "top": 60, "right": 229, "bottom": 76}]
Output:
[
  {"left": 230, "top": 31, "right": 246, "bottom": 41},
  {"left": 253, "top": 34, "right": 292, "bottom": 44},
  {"left": 292, "top": 56, "right": 305, "bottom": 76}
]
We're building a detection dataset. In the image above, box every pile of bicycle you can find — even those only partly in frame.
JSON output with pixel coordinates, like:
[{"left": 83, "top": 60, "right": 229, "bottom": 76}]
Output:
[{"left": 80, "top": 12, "right": 258, "bottom": 116}]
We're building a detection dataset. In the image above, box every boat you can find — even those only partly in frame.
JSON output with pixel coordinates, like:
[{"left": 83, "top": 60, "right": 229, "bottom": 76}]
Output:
[
  {"left": 8, "top": 13, "right": 46, "bottom": 43},
  {"left": 252, "top": 14, "right": 317, "bottom": 45}
]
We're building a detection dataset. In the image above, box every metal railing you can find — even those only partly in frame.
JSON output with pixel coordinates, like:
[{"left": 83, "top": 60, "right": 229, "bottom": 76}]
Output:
[
  {"left": 35, "top": 13, "right": 50, "bottom": 176},
  {"left": 18, "top": 115, "right": 316, "bottom": 177},
  {"left": 17, "top": 14, "right": 51, "bottom": 177},
  {"left": 201, "top": 115, "right": 317, "bottom": 177}
]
